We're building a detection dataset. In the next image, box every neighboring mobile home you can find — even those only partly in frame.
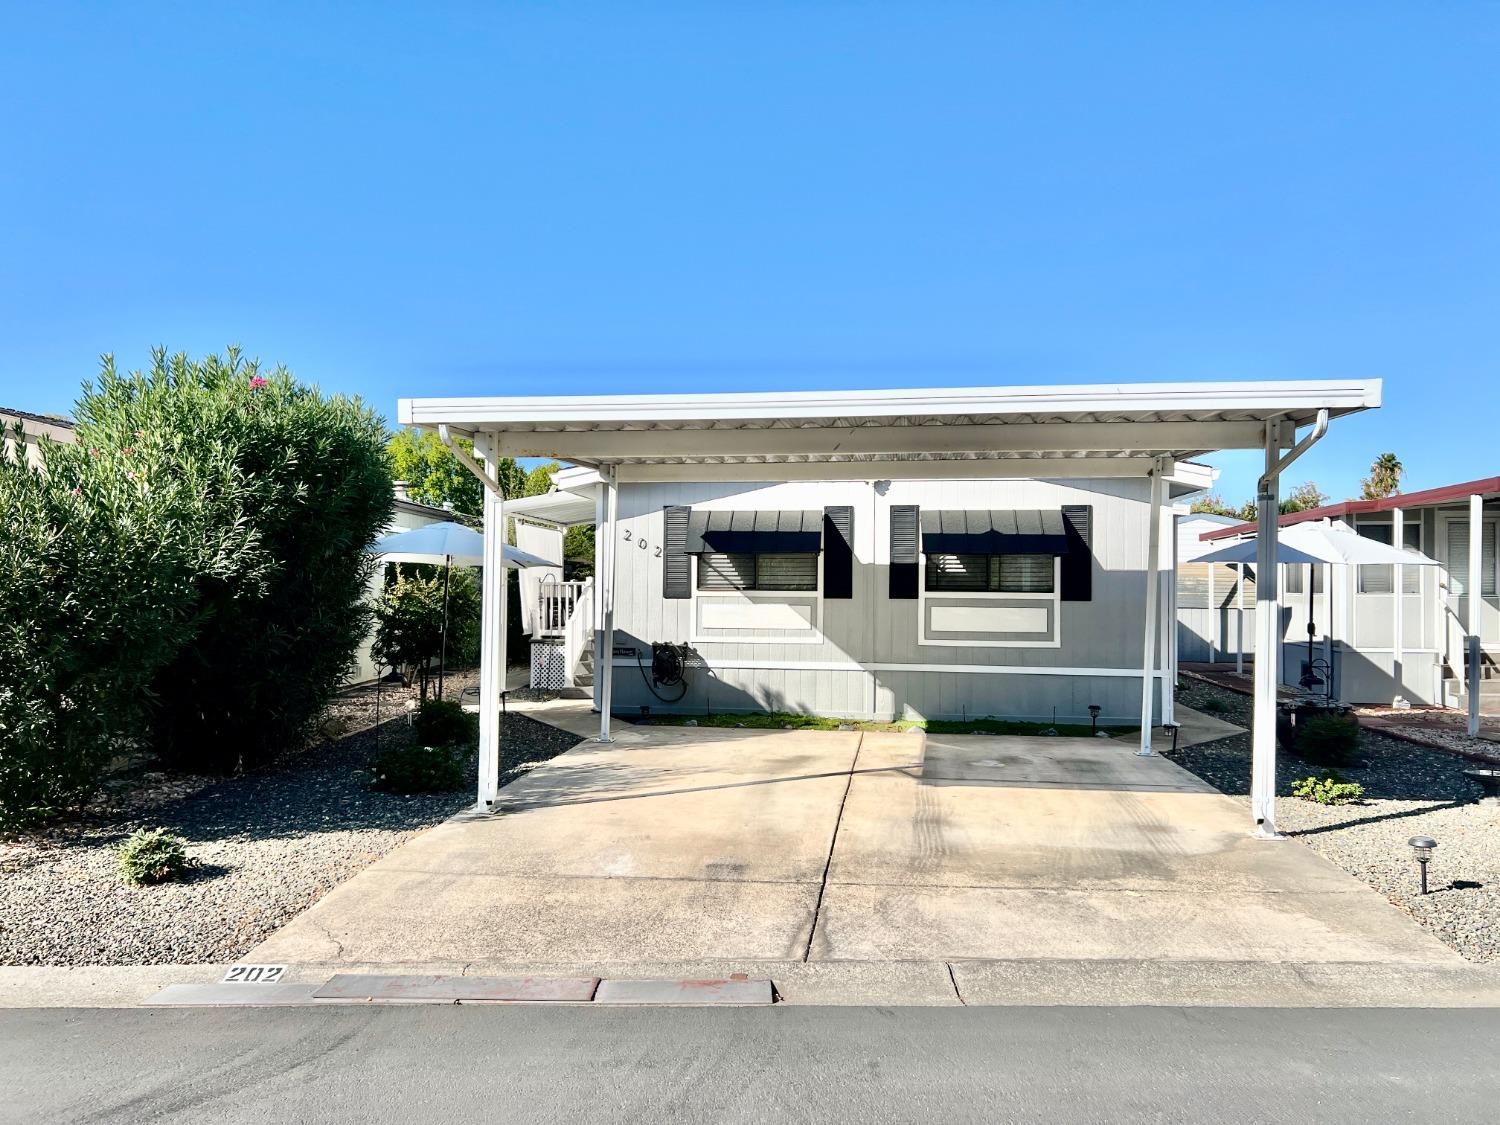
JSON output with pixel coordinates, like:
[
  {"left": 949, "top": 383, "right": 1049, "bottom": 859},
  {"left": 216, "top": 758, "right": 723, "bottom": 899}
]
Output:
[
  {"left": 1, "top": 406, "right": 75, "bottom": 468},
  {"left": 1199, "top": 476, "right": 1500, "bottom": 713},
  {"left": 1175, "top": 512, "right": 1255, "bottom": 667}
]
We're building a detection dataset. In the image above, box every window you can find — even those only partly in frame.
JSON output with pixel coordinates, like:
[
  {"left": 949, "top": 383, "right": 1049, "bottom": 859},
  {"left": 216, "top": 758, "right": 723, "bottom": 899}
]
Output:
[
  {"left": 1284, "top": 565, "right": 1325, "bottom": 596},
  {"left": 925, "top": 553, "right": 1054, "bottom": 593},
  {"left": 697, "top": 552, "right": 818, "bottom": 592},
  {"left": 1447, "top": 520, "right": 1497, "bottom": 598},
  {"left": 1355, "top": 521, "right": 1422, "bottom": 595}
]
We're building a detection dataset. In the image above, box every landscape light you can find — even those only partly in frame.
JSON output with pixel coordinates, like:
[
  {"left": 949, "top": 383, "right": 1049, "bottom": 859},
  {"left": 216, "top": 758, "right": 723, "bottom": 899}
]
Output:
[
  {"left": 1407, "top": 836, "right": 1438, "bottom": 895},
  {"left": 1088, "top": 704, "right": 1102, "bottom": 735}
]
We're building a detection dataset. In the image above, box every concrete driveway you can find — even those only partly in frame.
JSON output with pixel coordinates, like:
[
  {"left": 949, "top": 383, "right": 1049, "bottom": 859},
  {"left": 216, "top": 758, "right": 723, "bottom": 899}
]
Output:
[{"left": 248, "top": 725, "right": 1457, "bottom": 968}]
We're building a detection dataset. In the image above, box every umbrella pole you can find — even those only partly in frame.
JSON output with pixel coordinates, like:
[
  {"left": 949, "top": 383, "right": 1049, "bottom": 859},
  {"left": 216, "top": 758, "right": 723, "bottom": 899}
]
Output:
[{"left": 439, "top": 554, "right": 451, "bottom": 701}]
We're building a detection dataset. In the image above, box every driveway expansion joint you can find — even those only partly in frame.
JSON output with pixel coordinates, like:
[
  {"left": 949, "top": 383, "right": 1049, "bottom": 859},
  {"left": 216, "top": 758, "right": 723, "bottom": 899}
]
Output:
[{"left": 801, "top": 734, "right": 863, "bottom": 963}]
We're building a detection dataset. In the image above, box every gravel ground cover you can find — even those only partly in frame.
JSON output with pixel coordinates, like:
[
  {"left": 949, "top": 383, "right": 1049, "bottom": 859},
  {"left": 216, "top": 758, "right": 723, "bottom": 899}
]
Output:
[
  {"left": 1174, "top": 677, "right": 1500, "bottom": 962},
  {"left": 0, "top": 677, "right": 579, "bottom": 966}
]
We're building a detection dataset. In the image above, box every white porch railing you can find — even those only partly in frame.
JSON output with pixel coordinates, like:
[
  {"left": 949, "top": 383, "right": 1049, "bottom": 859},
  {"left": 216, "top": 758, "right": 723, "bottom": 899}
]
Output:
[
  {"left": 563, "top": 582, "right": 594, "bottom": 687},
  {"left": 535, "top": 578, "right": 590, "bottom": 638}
]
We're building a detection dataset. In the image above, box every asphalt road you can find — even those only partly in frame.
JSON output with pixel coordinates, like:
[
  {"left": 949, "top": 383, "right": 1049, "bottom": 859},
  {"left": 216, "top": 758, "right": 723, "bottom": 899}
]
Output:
[{"left": 4, "top": 1005, "right": 1497, "bottom": 1123}]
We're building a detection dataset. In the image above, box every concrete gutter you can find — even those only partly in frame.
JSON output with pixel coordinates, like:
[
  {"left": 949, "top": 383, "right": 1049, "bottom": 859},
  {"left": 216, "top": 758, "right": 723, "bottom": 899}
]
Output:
[{"left": 8, "top": 959, "right": 1500, "bottom": 1010}]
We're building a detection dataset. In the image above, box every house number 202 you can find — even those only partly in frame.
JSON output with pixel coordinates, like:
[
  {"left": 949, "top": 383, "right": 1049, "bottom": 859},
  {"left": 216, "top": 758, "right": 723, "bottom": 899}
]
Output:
[{"left": 620, "top": 529, "right": 662, "bottom": 557}]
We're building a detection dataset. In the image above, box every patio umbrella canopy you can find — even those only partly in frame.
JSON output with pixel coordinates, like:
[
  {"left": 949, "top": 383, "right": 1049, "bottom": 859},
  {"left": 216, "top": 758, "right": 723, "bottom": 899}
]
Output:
[
  {"left": 370, "top": 522, "right": 552, "bottom": 569},
  {"left": 1194, "top": 519, "right": 1439, "bottom": 568},
  {"left": 369, "top": 521, "right": 551, "bottom": 698}
]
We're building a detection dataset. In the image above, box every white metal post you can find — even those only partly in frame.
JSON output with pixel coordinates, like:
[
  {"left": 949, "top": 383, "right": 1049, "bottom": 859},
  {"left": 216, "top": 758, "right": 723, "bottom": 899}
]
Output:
[
  {"left": 597, "top": 465, "right": 619, "bottom": 743},
  {"left": 1161, "top": 506, "right": 1177, "bottom": 725},
  {"left": 475, "top": 451, "right": 506, "bottom": 811},
  {"left": 1323, "top": 562, "right": 1334, "bottom": 698},
  {"left": 1251, "top": 423, "right": 1282, "bottom": 837},
  {"left": 1392, "top": 506, "right": 1404, "bottom": 703},
  {"left": 1236, "top": 563, "right": 1245, "bottom": 675},
  {"left": 1138, "top": 461, "right": 1166, "bottom": 755},
  {"left": 1468, "top": 492, "right": 1483, "bottom": 736},
  {"left": 592, "top": 484, "right": 606, "bottom": 714},
  {"left": 1208, "top": 560, "right": 1217, "bottom": 663}
]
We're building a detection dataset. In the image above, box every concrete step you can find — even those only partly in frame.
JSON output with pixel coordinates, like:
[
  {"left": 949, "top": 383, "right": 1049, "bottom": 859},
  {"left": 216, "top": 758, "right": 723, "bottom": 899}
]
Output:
[{"left": 1444, "top": 678, "right": 1500, "bottom": 698}]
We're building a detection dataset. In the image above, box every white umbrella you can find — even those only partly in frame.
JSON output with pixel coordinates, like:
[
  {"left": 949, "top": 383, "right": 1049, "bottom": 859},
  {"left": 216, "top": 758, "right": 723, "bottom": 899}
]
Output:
[
  {"left": 369, "top": 521, "right": 550, "bottom": 698},
  {"left": 1195, "top": 518, "right": 1439, "bottom": 568},
  {"left": 370, "top": 522, "right": 552, "bottom": 569}
]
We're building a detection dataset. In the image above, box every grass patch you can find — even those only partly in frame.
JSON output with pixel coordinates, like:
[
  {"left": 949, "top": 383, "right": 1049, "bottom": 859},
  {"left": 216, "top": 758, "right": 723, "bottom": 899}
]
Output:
[{"left": 635, "top": 710, "right": 1134, "bottom": 738}]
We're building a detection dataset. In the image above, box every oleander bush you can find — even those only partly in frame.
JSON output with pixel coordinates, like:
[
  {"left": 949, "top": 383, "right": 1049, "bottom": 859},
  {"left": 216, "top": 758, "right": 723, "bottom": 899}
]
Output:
[
  {"left": 61, "top": 349, "right": 392, "bottom": 773},
  {"left": 1291, "top": 772, "right": 1365, "bottom": 806},
  {"left": 370, "top": 743, "right": 468, "bottom": 794},
  {"left": 411, "top": 698, "right": 479, "bottom": 748},
  {"left": 0, "top": 348, "right": 391, "bottom": 825},
  {"left": 0, "top": 426, "right": 209, "bottom": 827},
  {"left": 115, "top": 828, "right": 193, "bottom": 885}
]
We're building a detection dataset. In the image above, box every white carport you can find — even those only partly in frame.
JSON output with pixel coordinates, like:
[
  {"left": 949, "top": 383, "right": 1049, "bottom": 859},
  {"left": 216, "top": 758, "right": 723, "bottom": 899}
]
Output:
[{"left": 399, "top": 379, "right": 1382, "bottom": 835}]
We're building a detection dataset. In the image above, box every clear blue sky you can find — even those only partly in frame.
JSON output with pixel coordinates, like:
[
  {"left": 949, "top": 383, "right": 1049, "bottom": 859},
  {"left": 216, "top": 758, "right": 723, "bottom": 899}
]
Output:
[{"left": 2, "top": 3, "right": 1495, "bottom": 503}]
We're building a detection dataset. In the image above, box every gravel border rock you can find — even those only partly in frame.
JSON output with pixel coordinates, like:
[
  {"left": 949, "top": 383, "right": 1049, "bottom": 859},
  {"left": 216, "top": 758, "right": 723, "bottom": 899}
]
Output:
[
  {"left": 1172, "top": 679, "right": 1500, "bottom": 963},
  {"left": 0, "top": 687, "right": 580, "bottom": 967}
]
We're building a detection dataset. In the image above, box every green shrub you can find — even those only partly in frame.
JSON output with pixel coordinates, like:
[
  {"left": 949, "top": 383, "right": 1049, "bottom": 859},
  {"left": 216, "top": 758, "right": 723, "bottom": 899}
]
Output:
[
  {"left": 370, "top": 744, "right": 468, "bottom": 794},
  {"left": 371, "top": 566, "right": 481, "bottom": 692},
  {"left": 1295, "top": 713, "right": 1361, "bottom": 767},
  {"left": 1291, "top": 772, "right": 1365, "bottom": 806},
  {"left": 0, "top": 426, "right": 211, "bottom": 827},
  {"left": 411, "top": 698, "right": 479, "bottom": 747},
  {"left": 55, "top": 348, "right": 393, "bottom": 774},
  {"left": 1199, "top": 697, "right": 1229, "bottom": 714},
  {"left": 115, "top": 829, "right": 193, "bottom": 884}
]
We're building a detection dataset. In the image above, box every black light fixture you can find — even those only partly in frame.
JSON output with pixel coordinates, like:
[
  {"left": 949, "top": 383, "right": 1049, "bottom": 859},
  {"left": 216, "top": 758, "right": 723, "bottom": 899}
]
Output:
[
  {"left": 1408, "top": 835, "right": 1438, "bottom": 895},
  {"left": 1088, "top": 704, "right": 1102, "bottom": 735}
]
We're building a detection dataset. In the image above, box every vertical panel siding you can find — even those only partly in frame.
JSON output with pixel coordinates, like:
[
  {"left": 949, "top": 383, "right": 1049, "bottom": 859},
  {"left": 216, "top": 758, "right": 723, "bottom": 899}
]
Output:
[{"left": 603, "top": 476, "right": 1161, "bottom": 722}]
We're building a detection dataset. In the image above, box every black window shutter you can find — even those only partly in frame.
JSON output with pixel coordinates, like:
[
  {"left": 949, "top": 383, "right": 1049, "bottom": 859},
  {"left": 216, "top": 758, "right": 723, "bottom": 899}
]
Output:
[
  {"left": 823, "top": 506, "right": 854, "bottom": 599},
  {"left": 889, "top": 504, "right": 919, "bottom": 600},
  {"left": 663, "top": 505, "right": 691, "bottom": 599},
  {"left": 1060, "top": 504, "right": 1093, "bottom": 601}
]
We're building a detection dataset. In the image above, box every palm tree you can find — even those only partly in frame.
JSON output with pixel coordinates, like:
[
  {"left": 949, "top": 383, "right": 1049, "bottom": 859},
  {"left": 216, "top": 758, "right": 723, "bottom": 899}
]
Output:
[{"left": 1361, "top": 453, "right": 1404, "bottom": 500}]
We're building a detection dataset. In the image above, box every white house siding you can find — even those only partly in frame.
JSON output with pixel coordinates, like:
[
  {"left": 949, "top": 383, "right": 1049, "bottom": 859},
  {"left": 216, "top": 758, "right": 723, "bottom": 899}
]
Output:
[{"left": 604, "top": 477, "right": 1164, "bottom": 725}]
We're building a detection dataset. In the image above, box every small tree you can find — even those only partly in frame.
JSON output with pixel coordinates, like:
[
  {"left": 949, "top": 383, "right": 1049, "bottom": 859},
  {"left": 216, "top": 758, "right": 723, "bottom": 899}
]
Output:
[
  {"left": 370, "top": 565, "right": 481, "bottom": 697},
  {"left": 1361, "top": 453, "right": 1404, "bottom": 500},
  {"left": 1280, "top": 481, "right": 1329, "bottom": 514},
  {"left": 388, "top": 428, "right": 525, "bottom": 517},
  {"left": 1190, "top": 493, "right": 1241, "bottom": 517}
]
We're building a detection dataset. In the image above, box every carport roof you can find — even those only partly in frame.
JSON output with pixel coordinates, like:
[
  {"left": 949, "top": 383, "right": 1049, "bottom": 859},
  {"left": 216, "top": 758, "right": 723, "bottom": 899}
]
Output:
[{"left": 398, "top": 379, "right": 1380, "bottom": 480}]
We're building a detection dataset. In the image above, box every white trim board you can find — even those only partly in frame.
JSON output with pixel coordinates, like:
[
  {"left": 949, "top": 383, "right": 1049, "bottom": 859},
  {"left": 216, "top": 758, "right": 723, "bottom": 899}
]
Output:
[{"left": 610, "top": 657, "right": 1166, "bottom": 679}]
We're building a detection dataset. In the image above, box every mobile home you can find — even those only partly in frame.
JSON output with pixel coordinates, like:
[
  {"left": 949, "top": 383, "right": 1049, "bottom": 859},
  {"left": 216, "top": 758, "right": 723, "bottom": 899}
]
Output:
[{"left": 1198, "top": 476, "right": 1500, "bottom": 713}]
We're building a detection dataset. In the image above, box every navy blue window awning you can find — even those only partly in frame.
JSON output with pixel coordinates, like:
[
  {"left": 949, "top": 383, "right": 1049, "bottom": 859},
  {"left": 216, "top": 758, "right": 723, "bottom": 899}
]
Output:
[
  {"left": 919, "top": 509, "right": 1071, "bottom": 555},
  {"left": 685, "top": 510, "right": 824, "bottom": 554}
]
